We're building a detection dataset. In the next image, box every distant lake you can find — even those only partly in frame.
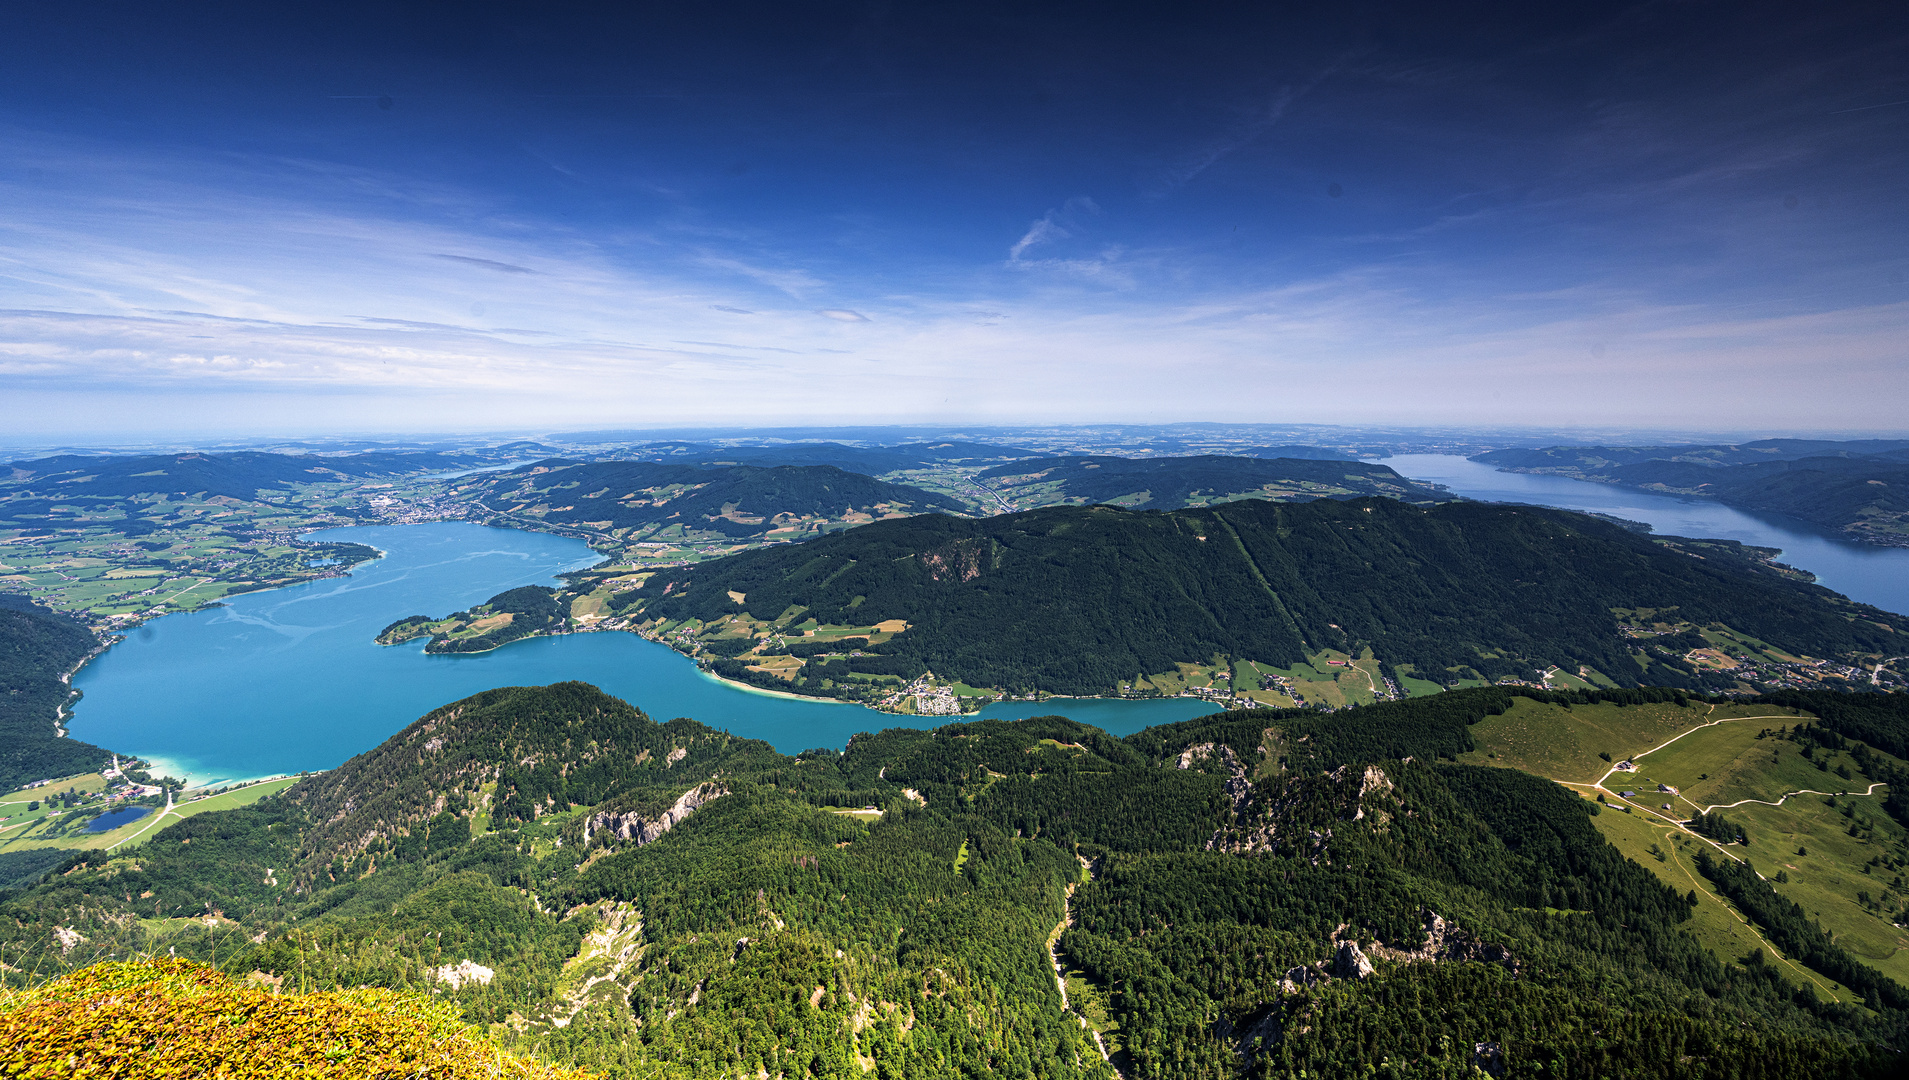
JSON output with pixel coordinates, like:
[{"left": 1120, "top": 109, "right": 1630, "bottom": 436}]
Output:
[
  {"left": 1388, "top": 454, "right": 1909, "bottom": 618},
  {"left": 68, "top": 523, "right": 1219, "bottom": 787},
  {"left": 85, "top": 806, "right": 149, "bottom": 832}
]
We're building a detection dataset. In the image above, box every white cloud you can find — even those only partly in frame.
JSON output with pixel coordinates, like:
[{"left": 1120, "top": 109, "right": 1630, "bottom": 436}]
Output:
[
  {"left": 1009, "top": 216, "right": 1069, "bottom": 261},
  {"left": 816, "top": 309, "right": 869, "bottom": 322}
]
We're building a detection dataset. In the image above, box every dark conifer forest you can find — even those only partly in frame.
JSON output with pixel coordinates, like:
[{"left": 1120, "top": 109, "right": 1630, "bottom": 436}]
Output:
[
  {"left": 5, "top": 681, "right": 1905, "bottom": 1078},
  {"left": 633, "top": 498, "right": 1907, "bottom": 693}
]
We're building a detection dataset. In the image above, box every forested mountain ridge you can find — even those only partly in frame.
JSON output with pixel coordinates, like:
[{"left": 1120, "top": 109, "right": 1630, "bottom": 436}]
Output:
[
  {"left": 4, "top": 450, "right": 468, "bottom": 500},
  {"left": 6, "top": 681, "right": 1906, "bottom": 1078},
  {"left": 972, "top": 453, "right": 1448, "bottom": 511},
  {"left": 0, "top": 593, "right": 113, "bottom": 790},
  {"left": 1474, "top": 441, "right": 1909, "bottom": 545},
  {"left": 629, "top": 498, "right": 1908, "bottom": 695},
  {"left": 282, "top": 682, "right": 778, "bottom": 889},
  {"left": 627, "top": 440, "right": 1040, "bottom": 474},
  {"left": 1476, "top": 439, "right": 1909, "bottom": 471},
  {"left": 447, "top": 459, "right": 967, "bottom": 542}
]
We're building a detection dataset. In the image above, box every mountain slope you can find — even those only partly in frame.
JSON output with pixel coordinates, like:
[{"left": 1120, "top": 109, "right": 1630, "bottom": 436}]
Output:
[
  {"left": 6, "top": 682, "right": 1902, "bottom": 1078},
  {"left": 973, "top": 453, "right": 1447, "bottom": 510},
  {"left": 0, "top": 593, "right": 111, "bottom": 789},
  {"left": 630, "top": 498, "right": 1907, "bottom": 695},
  {"left": 450, "top": 459, "right": 967, "bottom": 541}
]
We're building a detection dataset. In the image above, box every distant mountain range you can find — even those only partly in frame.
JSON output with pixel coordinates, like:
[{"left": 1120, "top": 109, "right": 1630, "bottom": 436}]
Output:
[
  {"left": 972, "top": 454, "right": 1447, "bottom": 511},
  {"left": 627, "top": 440, "right": 1040, "bottom": 474},
  {"left": 630, "top": 497, "right": 1906, "bottom": 695},
  {"left": 448, "top": 459, "right": 969, "bottom": 541},
  {"left": 1474, "top": 440, "right": 1909, "bottom": 545},
  {"left": 3, "top": 450, "right": 469, "bottom": 501}
]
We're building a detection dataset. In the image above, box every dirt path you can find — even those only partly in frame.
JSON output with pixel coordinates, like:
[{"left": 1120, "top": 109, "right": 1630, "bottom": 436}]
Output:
[
  {"left": 1700, "top": 782, "right": 1890, "bottom": 814},
  {"left": 1643, "top": 818, "right": 1838, "bottom": 998},
  {"left": 1591, "top": 713, "right": 1799, "bottom": 792},
  {"left": 1050, "top": 859, "right": 1121, "bottom": 1077}
]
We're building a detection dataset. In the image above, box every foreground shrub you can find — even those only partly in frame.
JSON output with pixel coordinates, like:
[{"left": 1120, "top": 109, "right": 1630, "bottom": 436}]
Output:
[{"left": 0, "top": 956, "right": 595, "bottom": 1079}]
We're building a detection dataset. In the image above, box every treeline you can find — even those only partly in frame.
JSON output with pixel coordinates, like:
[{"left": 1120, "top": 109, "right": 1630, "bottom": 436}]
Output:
[
  {"left": 1689, "top": 810, "right": 1749, "bottom": 846},
  {"left": 3, "top": 450, "right": 465, "bottom": 499},
  {"left": 1697, "top": 851, "right": 1909, "bottom": 1011}
]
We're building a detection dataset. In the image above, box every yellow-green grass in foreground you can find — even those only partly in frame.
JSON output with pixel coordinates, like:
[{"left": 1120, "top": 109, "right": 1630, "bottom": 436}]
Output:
[
  {"left": 1459, "top": 698, "right": 1803, "bottom": 787},
  {"left": 1587, "top": 799, "right": 1852, "bottom": 1003},
  {"left": 1633, "top": 719, "right": 1889, "bottom": 812}
]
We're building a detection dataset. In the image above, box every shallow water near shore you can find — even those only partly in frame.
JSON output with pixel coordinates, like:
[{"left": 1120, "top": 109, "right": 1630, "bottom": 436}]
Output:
[{"left": 68, "top": 522, "right": 1217, "bottom": 786}]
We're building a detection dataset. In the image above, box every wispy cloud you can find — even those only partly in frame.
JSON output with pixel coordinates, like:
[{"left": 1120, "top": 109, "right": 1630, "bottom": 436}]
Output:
[
  {"left": 1, "top": 122, "right": 1903, "bottom": 437},
  {"left": 432, "top": 254, "right": 535, "bottom": 274},
  {"left": 1143, "top": 64, "right": 1340, "bottom": 198},
  {"left": 1009, "top": 216, "right": 1070, "bottom": 261},
  {"left": 1004, "top": 198, "right": 1133, "bottom": 284},
  {"left": 698, "top": 255, "right": 824, "bottom": 297}
]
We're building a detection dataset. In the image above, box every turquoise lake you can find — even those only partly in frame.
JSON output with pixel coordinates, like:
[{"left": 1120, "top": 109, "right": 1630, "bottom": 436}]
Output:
[{"left": 67, "top": 523, "right": 1220, "bottom": 786}]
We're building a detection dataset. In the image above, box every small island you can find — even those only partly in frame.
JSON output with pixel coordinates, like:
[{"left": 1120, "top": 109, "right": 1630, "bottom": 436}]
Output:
[{"left": 377, "top": 585, "right": 568, "bottom": 654}]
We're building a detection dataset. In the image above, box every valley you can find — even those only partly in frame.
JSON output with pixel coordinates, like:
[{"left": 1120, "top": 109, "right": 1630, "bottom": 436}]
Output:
[{"left": 6, "top": 439, "right": 1909, "bottom": 1077}]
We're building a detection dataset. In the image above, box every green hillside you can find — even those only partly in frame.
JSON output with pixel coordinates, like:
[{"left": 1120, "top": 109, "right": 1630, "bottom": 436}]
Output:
[
  {"left": 972, "top": 453, "right": 1448, "bottom": 510},
  {"left": 0, "top": 593, "right": 111, "bottom": 790},
  {"left": 628, "top": 498, "right": 1908, "bottom": 696},
  {"left": 4, "top": 682, "right": 1904, "bottom": 1078},
  {"left": 448, "top": 459, "right": 968, "bottom": 542}
]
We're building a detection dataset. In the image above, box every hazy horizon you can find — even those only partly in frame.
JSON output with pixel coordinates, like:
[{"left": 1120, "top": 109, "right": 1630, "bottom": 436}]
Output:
[{"left": 4, "top": 2, "right": 1905, "bottom": 437}]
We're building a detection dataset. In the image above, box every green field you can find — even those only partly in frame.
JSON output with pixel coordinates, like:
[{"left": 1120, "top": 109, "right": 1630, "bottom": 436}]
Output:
[
  {"left": 1459, "top": 697, "right": 1804, "bottom": 786},
  {"left": 1630, "top": 715, "right": 1871, "bottom": 810},
  {"left": 0, "top": 485, "right": 382, "bottom": 629},
  {"left": 1465, "top": 695, "right": 1908, "bottom": 990},
  {"left": 1588, "top": 803, "right": 1854, "bottom": 1003},
  {"left": 0, "top": 777, "right": 298, "bottom": 853}
]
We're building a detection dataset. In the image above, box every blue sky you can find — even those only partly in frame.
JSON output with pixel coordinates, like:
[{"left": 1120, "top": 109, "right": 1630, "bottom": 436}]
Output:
[{"left": 2, "top": 1, "right": 1905, "bottom": 438}]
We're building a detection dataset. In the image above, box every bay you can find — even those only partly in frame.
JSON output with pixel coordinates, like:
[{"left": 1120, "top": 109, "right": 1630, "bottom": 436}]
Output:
[
  {"left": 67, "top": 522, "right": 1217, "bottom": 786},
  {"left": 1388, "top": 454, "right": 1909, "bottom": 618}
]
